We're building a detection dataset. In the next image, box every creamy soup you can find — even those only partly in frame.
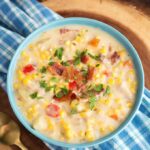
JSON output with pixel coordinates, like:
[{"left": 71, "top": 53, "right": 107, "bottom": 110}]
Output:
[{"left": 14, "top": 25, "right": 137, "bottom": 143}]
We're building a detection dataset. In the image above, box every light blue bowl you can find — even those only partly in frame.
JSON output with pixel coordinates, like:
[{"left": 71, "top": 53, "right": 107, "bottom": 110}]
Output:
[{"left": 7, "top": 17, "right": 144, "bottom": 148}]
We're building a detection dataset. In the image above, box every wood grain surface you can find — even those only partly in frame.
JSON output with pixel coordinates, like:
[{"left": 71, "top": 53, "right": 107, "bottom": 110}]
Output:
[{"left": 0, "top": 0, "right": 149, "bottom": 149}]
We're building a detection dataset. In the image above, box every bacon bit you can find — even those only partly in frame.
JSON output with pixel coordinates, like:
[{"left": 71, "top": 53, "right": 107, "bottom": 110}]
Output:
[
  {"left": 123, "top": 60, "right": 133, "bottom": 69},
  {"left": 109, "top": 45, "right": 112, "bottom": 52},
  {"left": 70, "top": 93, "right": 77, "bottom": 100},
  {"left": 87, "top": 66, "right": 95, "bottom": 80},
  {"left": 69, "top": 81, "right": 77, "bottom": 90},
  {"left": 63, "top": 66, "right": 84, "bottom": 86},
  {"left": 23, "top": 64, "right": 35, "bottom": 74},
  {"left": 88, "top": 38, "right": 100, "bottom": 47},
  {"left": 54, "top": 92, "right": 76, "bottom": 102},
  {"left": 59, "top": 28, "right": 70, "bottom": 34},
  {"left": 110, "top": 114, "right": 118, "bottom": 120},
  {"left": 47, "top": 63, "right": 65, "bottom": 76},
  {"left": 103, "top": 70, "right": 110, "bottom": 77},
  {"left": 81, "top": 55, "right": 89, "bottom": 64},
  {"left": 110, "top": 51, "right": 120, "bottom": 64}
]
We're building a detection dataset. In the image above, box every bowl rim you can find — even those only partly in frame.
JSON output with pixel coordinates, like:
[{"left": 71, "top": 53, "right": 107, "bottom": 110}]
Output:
[{"left": 7, "top": 17, "right": 144, "bottom": 148}]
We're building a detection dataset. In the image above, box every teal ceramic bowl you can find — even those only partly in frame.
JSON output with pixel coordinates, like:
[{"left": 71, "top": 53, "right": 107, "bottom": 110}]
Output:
[{"left": 7, "top": 17, "right": 144, "bottom": 148}]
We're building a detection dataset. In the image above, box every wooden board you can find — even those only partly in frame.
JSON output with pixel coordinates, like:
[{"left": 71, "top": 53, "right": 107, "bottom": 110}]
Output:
[{"left": 0, "top": 0, "right": 149, "bottom": 149}]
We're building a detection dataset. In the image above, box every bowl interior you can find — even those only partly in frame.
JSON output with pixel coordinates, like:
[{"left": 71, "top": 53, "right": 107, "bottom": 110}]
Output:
[{"left": 7, "top": 17, "right": 144, "bottom": 148}]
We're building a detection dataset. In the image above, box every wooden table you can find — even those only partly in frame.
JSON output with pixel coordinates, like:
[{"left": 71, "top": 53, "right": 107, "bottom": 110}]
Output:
[{"left": 0, "top": 0, "right": 150, "bottom": 149}]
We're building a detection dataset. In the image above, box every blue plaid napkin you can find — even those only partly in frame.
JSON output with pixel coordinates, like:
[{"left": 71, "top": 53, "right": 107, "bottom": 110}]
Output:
[{"left": 0, "top": 0, "right": 149, "bottom": 150}]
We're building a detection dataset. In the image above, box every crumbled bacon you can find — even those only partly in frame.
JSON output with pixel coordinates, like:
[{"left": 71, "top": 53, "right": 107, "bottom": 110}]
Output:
[
  {"left": 54, "top": 92, "right": 77, "bottom": 102},
  {"left": 110, "top": 51, "right": 120, "bottom": 64},
  {"left": 47, "top": 63, "right": 65, "bottom": 76},
  {"left": 59, "top": 28, "right": 70, "bottom": 34},
  {"left": 87, "top": 66, "right": 95, "bottom": 80}
]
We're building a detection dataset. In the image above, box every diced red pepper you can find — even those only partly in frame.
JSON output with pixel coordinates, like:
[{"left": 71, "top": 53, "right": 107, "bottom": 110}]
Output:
[
  {"left": 110, "top": 114, "right": 118, "bottom": 120},
  {"left": 23, "top": 64, "right": 35, "bottom": 74},
  {"left": 46, "top": 104, "right": 60, "bottom": 118},
  {"left": 81, "top": 55, "right": 89, "bottom": 64},
  {"left": 69, "top": 81, "right": 77, "bottom": 90}
]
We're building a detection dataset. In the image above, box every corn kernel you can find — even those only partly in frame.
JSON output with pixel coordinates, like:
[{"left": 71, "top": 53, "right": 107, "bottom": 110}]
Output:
[
  {"left": 94, "top": 74, "right": 100, "bottom": 80},
  {"left": 18, "top": 70, "right": 24, "bottom": 80},
  {"left": 108, "top": 78, "right": 115, "bottom": 85},
  {"left": 114, "top": 109, "right": 119, "bottom": 115},
  {"left": 70, "top": 100, "right": 78, "bottom": 108},
  {"left": 99, "top": 127, "right": 105, "bottom": 133},
  {"left": 79, "top": 111, "right": 87, "bottom": 118},
  {"left": 100, "top": 46, "right": 107, "bottom": 54},
  {"left": 46, "top": 117, "right": 54, "bottom": 130},
  {"left": 127, "top": 102, "right": 132, "bottom": 108},
  {"left": 22, "top": 75, "right": 31, "bottom": 85},
  {"left": 97, "top": 109, "right": 102, "bottom": 114},
  {"left": 60, "top": 120, "right": 70, "bottom": 130},
  {"left": 13, "top": 82, "right": 19, "bottom": 89},
  {"left": 85, "top": 130, "right": 94, "bottom": 141},
  {"left": 78, "top": 130, "right": 85, "bottom": 138},
  {"left": 65, "top": 129, "right": 73, "bottom": 140},
  {"left": 40, "top": 50, "right": 50, "bottom": 60},
  {"left": 118, "top": 105, "right": 123, "bottom": 110},
  {"left": 115, "top": 98, "right": 121, "bottom": 103},
  {"left": 28, "top": 44, "right": 34, "bottom": 50},
  {"left": 129, "top": 70, "right": 134, "bottom": 75},
  {"left": 42, "top": 100, "right": 50, "bottom": 108},
  {"left": 108, "top": 125, "right": 115, "bottom": 132},
  {"left": 75, "top": 35, "right": 82, "bottom": 42},
  {"left": 105, "top": 99, "right": 111, "bottom": 105},
  {"left": 21, "top": 51, "right": 27, "bottom": 57},
  {"left": 115, "top": 77, "right": 122, "bottom": 85},
  {"left": 60, "top": 110, "right": 65, "bottom": 117},
  {"left": 31, "top": 73, "right": 37, "bottom": 79},
  {"left": 65, "top": 40, "right": 71, "bottom": 46}
]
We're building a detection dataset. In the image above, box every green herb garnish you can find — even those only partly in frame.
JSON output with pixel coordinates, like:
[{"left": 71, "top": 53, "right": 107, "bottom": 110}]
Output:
[
  {"left": 96, "top": 64, "right": 100, "bottom": 67},
  {"left": 88, "top": 53, "right": 100, "bottom": 61},
  {"left": 55, "top": 86, "right": 69, "bottom": 98},
  {"left": 50, "top": 77, "right": 59, "bottom": 82},
  {"left": 61, "top": 61, "right": 69, "bottom": 66},
  {"left": 70, "top": 108, "right": 78, "bottom": 114},
  {"left": 48, "top": 61, "right": 55, "bottom": 66},
  {"left": 89, "top": 96, "right": 97, "bottom": 110},
  {"left": 39, "top": 80, "right": 47, "bottom": 88},
  {"left": 40, "top": 66, "right": 47, "bottom": 73},
  {"left": 103, "top": 85, "right": 111, "bottom": 96},
  {"left": 81, "top": 68, "right": 88, "bottom": 77},
  {"left": 74, "top": 49, "right": 87, "bottom": 65},
  {"left": 94, "top": 84, "right": 103, "bottom": 92},
  {"left": 74, "top": 57, "right": 81, "bottom": 65},
  {"left": 30, "top": 92, "right": 38, "bottom": 99},
  {"left": 54, "top": 47, "right": 64, "bottom": 60}
]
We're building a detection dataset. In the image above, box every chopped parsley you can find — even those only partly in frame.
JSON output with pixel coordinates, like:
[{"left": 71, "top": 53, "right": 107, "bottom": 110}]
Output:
[
  {"left": 81, "top": 68, "right": 88, "bottom": 77},
  {"left": 96, "top": 64, "right": 100, "bottom": 67},
  {"left": 61, "top": 61, "right": 69, "bottom": 66},
  {"left": 30, "top": 92, "right": 42, "bottom": 99},
  {"left": 55, "top": 86, "right": 69, "bottom": 98},
  {"left": 88, "top": 53, "right": 100, "bottom": 61},
  {"left": 74, "top": 49, "right": 87, "bottom": 65},
  {"left": 40, "top": 66, "right": 47, "bottom": 73},
  {"left": 70, "top": 107, "right": 78, "bottom": 115},
  {"left": 50, "top": 77, "right": 59, "bottom": 82},
  {"left": 54, "top": 47, "right": 64, "bottom": 60},
  {"left": 48, "top": 61, "right": 55, "bottom": 66},
  {"left": 39, "top": 80, "right": 47, "bottom": 88},
  {"left": 94, "top": 84, "right": 103, "bottom": 92},
  {"left": 89, "top": 96, "right": 97, "bottom": 110},
  {"left": 103, "top": 85, "right": 111, "bottom": 96}
]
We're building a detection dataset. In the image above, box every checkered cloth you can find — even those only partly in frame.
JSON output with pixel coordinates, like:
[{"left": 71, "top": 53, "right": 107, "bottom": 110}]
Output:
[{"left": 0, "top": 0, "right": 149, "bottom": 150}]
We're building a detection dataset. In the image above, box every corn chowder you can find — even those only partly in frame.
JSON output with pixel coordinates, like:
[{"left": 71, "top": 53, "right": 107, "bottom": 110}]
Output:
[{"left": 14, "top": 25, "right": 137, "bottom": 143}]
